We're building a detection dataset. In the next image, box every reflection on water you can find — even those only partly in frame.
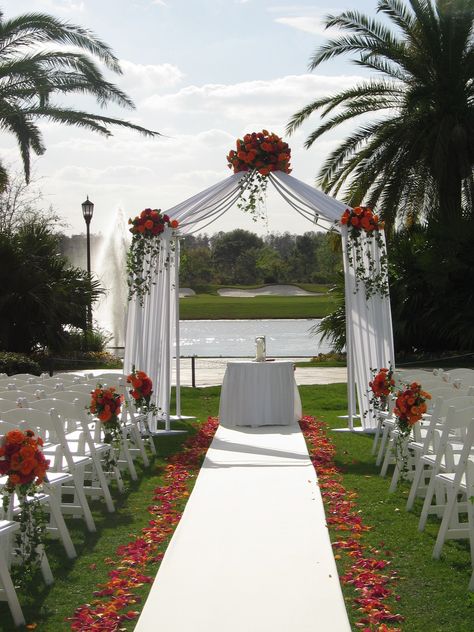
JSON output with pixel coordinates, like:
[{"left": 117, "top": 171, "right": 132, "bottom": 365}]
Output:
[{"left": 175, "top": 319, "right": 330, "bottom": 357}]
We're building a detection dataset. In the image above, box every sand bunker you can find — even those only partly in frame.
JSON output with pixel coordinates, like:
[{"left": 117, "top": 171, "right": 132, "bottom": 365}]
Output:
[
  {"left": 217, "top": 285, "right": 320, "bottom": 297},
  {"left": 179, "top": 288, "right": 196, "bottom": 297}
]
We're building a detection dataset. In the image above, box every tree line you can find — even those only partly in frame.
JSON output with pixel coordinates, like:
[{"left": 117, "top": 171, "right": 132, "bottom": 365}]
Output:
[{"left": 179, "top": 229, "right": 341, "bottom": 288}]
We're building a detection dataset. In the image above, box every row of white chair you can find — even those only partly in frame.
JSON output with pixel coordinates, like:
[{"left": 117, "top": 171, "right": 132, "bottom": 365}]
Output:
[
  {"left": 375, "top": 368, "right": 474, "bottom": 592},
  {"left": 0, "top": 371, "right": 157, "bottom": 626}
]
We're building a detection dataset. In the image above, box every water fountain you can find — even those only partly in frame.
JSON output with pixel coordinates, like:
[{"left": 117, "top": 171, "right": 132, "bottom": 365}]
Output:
[{"left": 94, "top": 209, "right": 130, "bottom": 348}]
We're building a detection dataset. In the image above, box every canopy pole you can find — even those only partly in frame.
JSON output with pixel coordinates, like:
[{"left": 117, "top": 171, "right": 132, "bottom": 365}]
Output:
[
  {"left": 163, "top": 242, "right": 171, "bottom": 432},
  {"left": 174, "top": 236, "right": 181, "bottom": 418},
  {"left": 342, "top": 229, "right": 355, "bottom": 430}
]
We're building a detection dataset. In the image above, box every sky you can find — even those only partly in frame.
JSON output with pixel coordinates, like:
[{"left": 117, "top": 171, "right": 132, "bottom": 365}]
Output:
[{"left": 2, "top": 0, "right": 380, "bottom": 237}]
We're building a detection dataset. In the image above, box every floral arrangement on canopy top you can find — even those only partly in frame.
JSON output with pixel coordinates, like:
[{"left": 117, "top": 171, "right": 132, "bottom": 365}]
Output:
[
  {"left": 227, "top": 130, "right": 291, "bottom": 219},
  {"left": 127, "top": 208, "right": 179, "bottom": 305},
  {"left": 340, "top": 206, "right": 388, "bottom": 299}
]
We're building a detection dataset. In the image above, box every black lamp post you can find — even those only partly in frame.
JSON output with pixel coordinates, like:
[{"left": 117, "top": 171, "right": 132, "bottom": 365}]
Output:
[{"left": 81, "top": 195, "right": 94, "bottom": 332}]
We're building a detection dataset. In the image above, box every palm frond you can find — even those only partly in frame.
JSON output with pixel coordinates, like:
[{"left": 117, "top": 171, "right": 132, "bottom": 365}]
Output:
[{"left": 0, "top": 13, "right": 121, "bottom": 72}]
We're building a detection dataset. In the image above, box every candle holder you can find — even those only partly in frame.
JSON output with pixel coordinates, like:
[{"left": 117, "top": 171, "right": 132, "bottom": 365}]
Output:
[{"left": 255, "top": 336, "right": 266, "bottom": 362}]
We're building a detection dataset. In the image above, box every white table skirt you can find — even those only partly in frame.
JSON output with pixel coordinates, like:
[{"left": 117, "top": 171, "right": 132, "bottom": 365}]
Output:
[{"left": 218, "top": 360, "right": 302, "bottom": 427}]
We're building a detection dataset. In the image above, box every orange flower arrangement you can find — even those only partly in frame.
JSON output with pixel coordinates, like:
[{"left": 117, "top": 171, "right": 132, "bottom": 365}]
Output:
[
  {"left": 340, "top": 206, "right": 389, "bottom": 299},
  {"left": 393, "top": 382, "right": 431, "bottom": 434},
  {"left": 127, "top": 208, "right": 179, "bottom": 305},
  {"left": 0, "top": 428, "right": 50, "bottom": 585},
  {"left": 369, "top": 367, "right": 395, "bottom": 400},
  {"left": 126, "top": 368, "right": 153, "bottom": 408},
  {"left": 340, "top": 206, "right": 384, "bottom": 234},
  {"left": 89, "top": 385, "right": 123, "bottom": 425},
  {"left": 0, "top": 429, "right": 49, "bottom": 492},
  {"left": 227, "top": 130, "right": 291, "bottom": 176},
  {"left": 128, "top": 208, "right": 179, "bottom": 237},
  {"left": 89, "top": 385, "right": 124, "bottom": 471},
  {"left": 226, "top": 130, "right": 292, "bottom": 219}
]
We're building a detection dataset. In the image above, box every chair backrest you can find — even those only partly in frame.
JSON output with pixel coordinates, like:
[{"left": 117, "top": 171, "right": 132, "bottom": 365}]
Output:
[
  {"left": 0, "top": 407, "right": 74, "bottom": 471},
  {"left": 52, "top": 390, "right": 92, "bottom": 410},
  {"left": 443, "top": 369, "right": 474, "bottom": 381},
  {"left": 466, "top": 456, "right": 474, "bottom": 496},
  {"left": 9, "top": 373, "right": 40, "bottom": 381},
  {"left": 61, "top": 383, "right": 95, "bottom": 394},
  {"left": 94, "top": 372, "right": 124, "bottom": 382},
  {"left": 0, "top": 390, "right": 35, "bottom": 402},
  {"left": 437, "top": 405, "right": 474, "bottom": 469},
  {"left": 0, "top": 399, "right": 22, "bottom": 412},
  {"left": 31, "top": 398, "right": 88, "bottom": 433},
  {"left": 0, "top": 407, "right": 55, "bottom": 436},
  {"left": 52, "top": 372, "right": 90, "bottom": 383}
]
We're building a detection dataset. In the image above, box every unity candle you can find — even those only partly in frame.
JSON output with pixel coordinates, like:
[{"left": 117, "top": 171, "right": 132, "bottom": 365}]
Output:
[{"left": 255, "top": 336, "right": 266, "bottom": 362}]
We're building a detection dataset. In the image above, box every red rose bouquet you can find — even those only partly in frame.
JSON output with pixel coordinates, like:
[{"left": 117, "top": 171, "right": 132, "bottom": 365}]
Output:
[
  {"left": 0, "top": 428, "right": 50, "bottom": 584},
  {"left": 340, "top": 206, "right": 388, "bottom": 299},
  {"left": 226, "top": 130, "right": 291, "bottom": 219},
  {"left": 127, "top": 208, "right": 179, "bottom": 304},
  {"left": 89, "top": 385, "right": 124, "bottom": 470}
]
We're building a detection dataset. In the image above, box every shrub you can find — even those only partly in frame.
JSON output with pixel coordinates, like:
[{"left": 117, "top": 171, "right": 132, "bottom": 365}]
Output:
[
  {"left": 0, "top": 351, "right": 41, "bottom": 375},
  {"left": 34, "top": 350, "right": 122, "bottom": 372}
]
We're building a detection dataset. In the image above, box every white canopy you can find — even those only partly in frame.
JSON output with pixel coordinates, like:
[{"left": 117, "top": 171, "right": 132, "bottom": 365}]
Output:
[{"left": 124, "top": 170, "right": 394, "bottom": 431}]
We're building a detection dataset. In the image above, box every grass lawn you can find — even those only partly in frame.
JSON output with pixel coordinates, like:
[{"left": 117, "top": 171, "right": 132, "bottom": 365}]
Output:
[
  {"left": 1, "top": 384, "right": 472, "bottom": 631},
  {"left": 179, "top": 294, "right": 337, "bottom": 320}
]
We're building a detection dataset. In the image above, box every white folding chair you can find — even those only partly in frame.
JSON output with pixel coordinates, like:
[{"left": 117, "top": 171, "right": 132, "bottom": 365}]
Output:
[
  {"left": 31, "top": 398, "right": 116, "bottom": 511},
  {"left": 53, "top": 391, "right": 129, "bottom": 487},
  {"left": 467, "top": 457, "right": 474, "bottom": 591},
  {"left": 406, "top": 395, "right": 474, "bottom": 509},
  {"left": 432, "top": 432, "right": 474, "bottom": 559},
  {"left": 418, "top": 405, "right": 474, "bottom": 532},
  {"left": 0, "top": 409, "right": 96, "bottom": 533},
  {"left": 0, "top": 481, "right": 54, "bottom": 587},
  {"left": 0, "top": 520, "right": 25, "bottom": 627}
]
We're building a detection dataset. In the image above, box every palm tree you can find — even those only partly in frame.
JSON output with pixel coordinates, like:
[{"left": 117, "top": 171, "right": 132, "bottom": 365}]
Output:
[
  {"left": 287, "top": 0, "right": 474, "bottom": 229},
  {"left": 0, "top": 9, "right": 159, "bottom": 189}
]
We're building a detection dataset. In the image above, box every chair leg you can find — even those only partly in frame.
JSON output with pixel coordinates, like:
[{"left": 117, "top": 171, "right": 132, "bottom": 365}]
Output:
[
  {"left": 91, "top": 453, "right": 115, "bottom": 513},
  {"left": 0, "top": 550, "right": 25, "bottom": 627},
  {"left": 44, "top": 486, "right": 77, "bottom": 559},
  {"left": 38, "top": 544, "right": 54, "bottom": 585},
  {"left": 130, "top": 425, "right": 150, "bottom": 466},
  {"left": 419, "top": 469, "right": 438, "bottom": 531},
  {"left": 380, "top": 436, "right": 394, "bottom": 477},
  {"left": 372, "top": 418, "right": 382, "bottom": 455},
  {"left": 71, "top": 470, "right": 96, "bottom": 532},
  {"left": 433, "top": 487, "right": 461, "bottom": 559},
  {"left": 376, "top": 423, "right": 390, "bottom": 466},
  {"left": 119, "top": 429, "right": 138, "bottom": 480},
  {"left": 406, "top": 460, "right": 427, "bottom": 510}
]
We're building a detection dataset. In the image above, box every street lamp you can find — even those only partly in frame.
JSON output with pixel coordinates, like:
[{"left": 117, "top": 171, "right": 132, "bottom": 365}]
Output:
[{"left": 81, "top": 195, "right": 94, "bottom": 332}]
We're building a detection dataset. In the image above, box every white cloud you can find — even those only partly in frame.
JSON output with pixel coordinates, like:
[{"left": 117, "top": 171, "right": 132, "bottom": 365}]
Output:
[
  {"left": 33, "top": 0, "right": 86, "bottom": 13},
  {"left": 118, "top": 60, "right": 185, "bottom": 97},
  {"left": 140, "top": 73, "right": 360, "bottom": 128},
  {"left": 275, "top": 16, "right": 328, "bottom": 36},
  {"left": 151, "top": 0, "right": 168, "bottom": 5}
]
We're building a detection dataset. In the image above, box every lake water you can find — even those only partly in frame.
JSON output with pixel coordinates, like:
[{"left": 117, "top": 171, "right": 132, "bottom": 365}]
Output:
[{"left": 176, "top": 319, "right": 331, "bottom": 358}]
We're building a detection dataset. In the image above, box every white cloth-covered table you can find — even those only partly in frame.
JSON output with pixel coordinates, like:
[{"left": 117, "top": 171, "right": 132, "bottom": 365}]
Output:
[{"left": 218, "top": 360, "right": 302, "bottom": 427}]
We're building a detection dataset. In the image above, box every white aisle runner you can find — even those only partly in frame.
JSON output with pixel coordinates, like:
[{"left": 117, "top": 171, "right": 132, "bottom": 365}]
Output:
[{"left": 134, "top": 423, "right": 351, "bottom": 632}]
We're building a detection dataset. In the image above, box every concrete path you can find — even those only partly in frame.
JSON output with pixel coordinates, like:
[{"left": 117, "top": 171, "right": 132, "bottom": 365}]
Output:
[
  {"left": 171, "top": 357, "right": 347, "bottom": 388},
  {"left": 83, "top": 359, "right": 347, "bottom": 388}
]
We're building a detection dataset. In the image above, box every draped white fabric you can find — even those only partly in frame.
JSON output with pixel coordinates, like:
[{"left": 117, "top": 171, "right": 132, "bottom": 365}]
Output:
[
  {"left": 123, "top": 170, "right": 395, "bottom": 430},
  {"left": 341, "top": 227, "right": 395, "bottom": 429}
]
